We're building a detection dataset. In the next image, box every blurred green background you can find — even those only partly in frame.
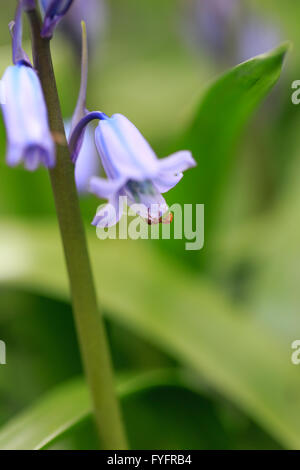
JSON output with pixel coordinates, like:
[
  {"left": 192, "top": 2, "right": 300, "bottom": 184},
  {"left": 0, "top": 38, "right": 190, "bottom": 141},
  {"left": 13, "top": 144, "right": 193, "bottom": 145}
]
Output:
[{"left": 0, "top": 0, "right": 300, "bottom": 450}]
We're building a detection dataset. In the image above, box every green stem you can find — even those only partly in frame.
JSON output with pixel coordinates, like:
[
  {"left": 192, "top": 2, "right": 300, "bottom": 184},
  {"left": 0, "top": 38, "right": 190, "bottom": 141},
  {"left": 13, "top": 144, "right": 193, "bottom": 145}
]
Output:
[{"left": 27, "top": 8, "right": 128, "bottom": 450}]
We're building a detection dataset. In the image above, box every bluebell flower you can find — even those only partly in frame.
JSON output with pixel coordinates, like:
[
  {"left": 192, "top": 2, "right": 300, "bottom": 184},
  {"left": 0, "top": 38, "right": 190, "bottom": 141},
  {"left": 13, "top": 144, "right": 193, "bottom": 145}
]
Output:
[
  {"left": 2, "top": 65, "right": 55, "bottom": 170},
  {"left": 68, "top": 23, "right": 196, "bottom": 226},
  {"left": 0, "top": 1, "right": 55, "bottom": 171},
  {"left": 40, "top": 0, "right": 74, "bottom": 38},
  {"left": 89, "top": 113, "right": 196, "bottom": 226},
  {"left": 70, "top": 111, "right": 196, "bottom": 226}
]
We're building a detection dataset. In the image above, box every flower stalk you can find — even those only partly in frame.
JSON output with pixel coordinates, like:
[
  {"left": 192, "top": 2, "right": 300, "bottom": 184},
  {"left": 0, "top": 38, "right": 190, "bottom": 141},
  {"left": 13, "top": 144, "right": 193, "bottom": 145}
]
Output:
[{"left": 26, "top": 6, "right": 128, "bottom": 450}]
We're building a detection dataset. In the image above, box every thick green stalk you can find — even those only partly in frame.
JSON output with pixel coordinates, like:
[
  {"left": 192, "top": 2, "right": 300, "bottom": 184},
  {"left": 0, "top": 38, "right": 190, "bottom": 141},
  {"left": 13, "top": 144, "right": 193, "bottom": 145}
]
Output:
[{"left": 27, "top": 8, "right": 128, "bottom": 450}]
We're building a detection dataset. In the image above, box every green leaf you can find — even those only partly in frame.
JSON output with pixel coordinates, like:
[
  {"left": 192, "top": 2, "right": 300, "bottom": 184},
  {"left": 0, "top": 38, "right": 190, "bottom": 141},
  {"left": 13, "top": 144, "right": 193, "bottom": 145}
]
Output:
[
  {"left": 0, "top": 290, "right": 173, "bottom": 425},
  {"left": 0, "top": 371, "right": 279, "bottom": 450},
  {"left": 0, "top": 371, "right": 169, "bottom": 450},
  {"left": 0, "top": 219, "right": 300, "bottom": 448},
  {"left": 0, "top": 370, "right": 217, "bottom": 450},
  {"left": 119, "top": 382, "right": 280, "bottom": 451},
  {"left": 228, "top": 166, "right": 300, "bottom": 343},
  {"left": 0, "top": 377, "right": 90, "bottom": 450},
  {"left": 213, "top": 140, "right": 300, "bottom": 344},
  {"left": 163, "top": 43, "right": 290, "bottom": 263},
  {"left": 0, "top": 291, "right": 82, "bottom": 425}
]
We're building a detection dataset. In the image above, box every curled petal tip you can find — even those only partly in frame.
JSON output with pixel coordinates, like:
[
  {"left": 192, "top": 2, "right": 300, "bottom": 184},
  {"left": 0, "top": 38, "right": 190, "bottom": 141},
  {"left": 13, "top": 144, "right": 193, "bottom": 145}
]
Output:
[{"left": 159, "top": 150, "right": 197, "bottom": 175}]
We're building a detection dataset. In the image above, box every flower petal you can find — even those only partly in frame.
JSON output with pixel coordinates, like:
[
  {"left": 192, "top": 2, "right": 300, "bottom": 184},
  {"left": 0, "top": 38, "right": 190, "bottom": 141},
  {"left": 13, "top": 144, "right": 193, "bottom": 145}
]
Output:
[
  {"left": 153, "top": 172, "right": 184, "bottom": 193},
  {"left": 159, "top": 151, "right": 196, "bottom": 174},
  {"left": 95, "top": 114, "right": 159, "bottom": 181},
  {"left": 89, "top": 176, "right": 126, "bottom": 199},
  {"left": 24, "top": 146, "right": 48, "bottom": 171},
  {"left": 1, "top": 65, "right": 55, "bottom": 170},
  {"left": 6, "top": 143, "right": 23, "bottom": 167},
  {"left": 122, "top": 183, "right": 169, "bottom": 220},
  {"left": 75, "top": 138, "right": 100, "bottom": 194},
  {"left": 65, "top": 120, "right": 100, "bottom": 194},
  {"left": 92, "top": 194, "right": 123, "bottom": 227}
]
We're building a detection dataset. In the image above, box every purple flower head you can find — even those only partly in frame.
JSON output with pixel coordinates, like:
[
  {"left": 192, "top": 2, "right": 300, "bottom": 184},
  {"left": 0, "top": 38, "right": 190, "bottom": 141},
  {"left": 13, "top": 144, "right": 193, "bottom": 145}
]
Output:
[
  {"left": 0, "top": 1, "right": 55, "bottom": 171},
  {"left": 90, "top": 114, "right": 196, "bottom": 227},
  {"left": 41, "top": 0, "right": 74, "bottom": 38},
  {"left": 68, "top": 22, "right": 196, "bottom": 226},
  {"left": 1, "top": 65, "right": 56, "bottom": 171}
]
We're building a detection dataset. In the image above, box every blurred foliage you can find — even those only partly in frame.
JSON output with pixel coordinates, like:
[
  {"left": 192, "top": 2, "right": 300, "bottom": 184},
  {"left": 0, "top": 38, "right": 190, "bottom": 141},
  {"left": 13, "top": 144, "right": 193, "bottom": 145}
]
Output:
[
  {"left": 0, "top": 372, "right": 281, "bottom": 450},
  {"left": 0, "top": 219, "right": 297, "bottom": 449},
  {"left": 0, "top": 0, "right": 300, "bottom": 451}
]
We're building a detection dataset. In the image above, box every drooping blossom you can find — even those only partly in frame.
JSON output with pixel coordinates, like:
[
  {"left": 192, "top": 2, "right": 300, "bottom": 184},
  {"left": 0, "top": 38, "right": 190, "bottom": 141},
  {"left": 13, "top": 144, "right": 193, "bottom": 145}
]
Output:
[
  {"left": 89, "top": 113, "right": 196, "bottom": 226},
  {"left": 1, "top": 1, "right": 55, "bottom": 171},
  {"left": 68, "top": 23, "right": 196, "bottom": 226}
]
